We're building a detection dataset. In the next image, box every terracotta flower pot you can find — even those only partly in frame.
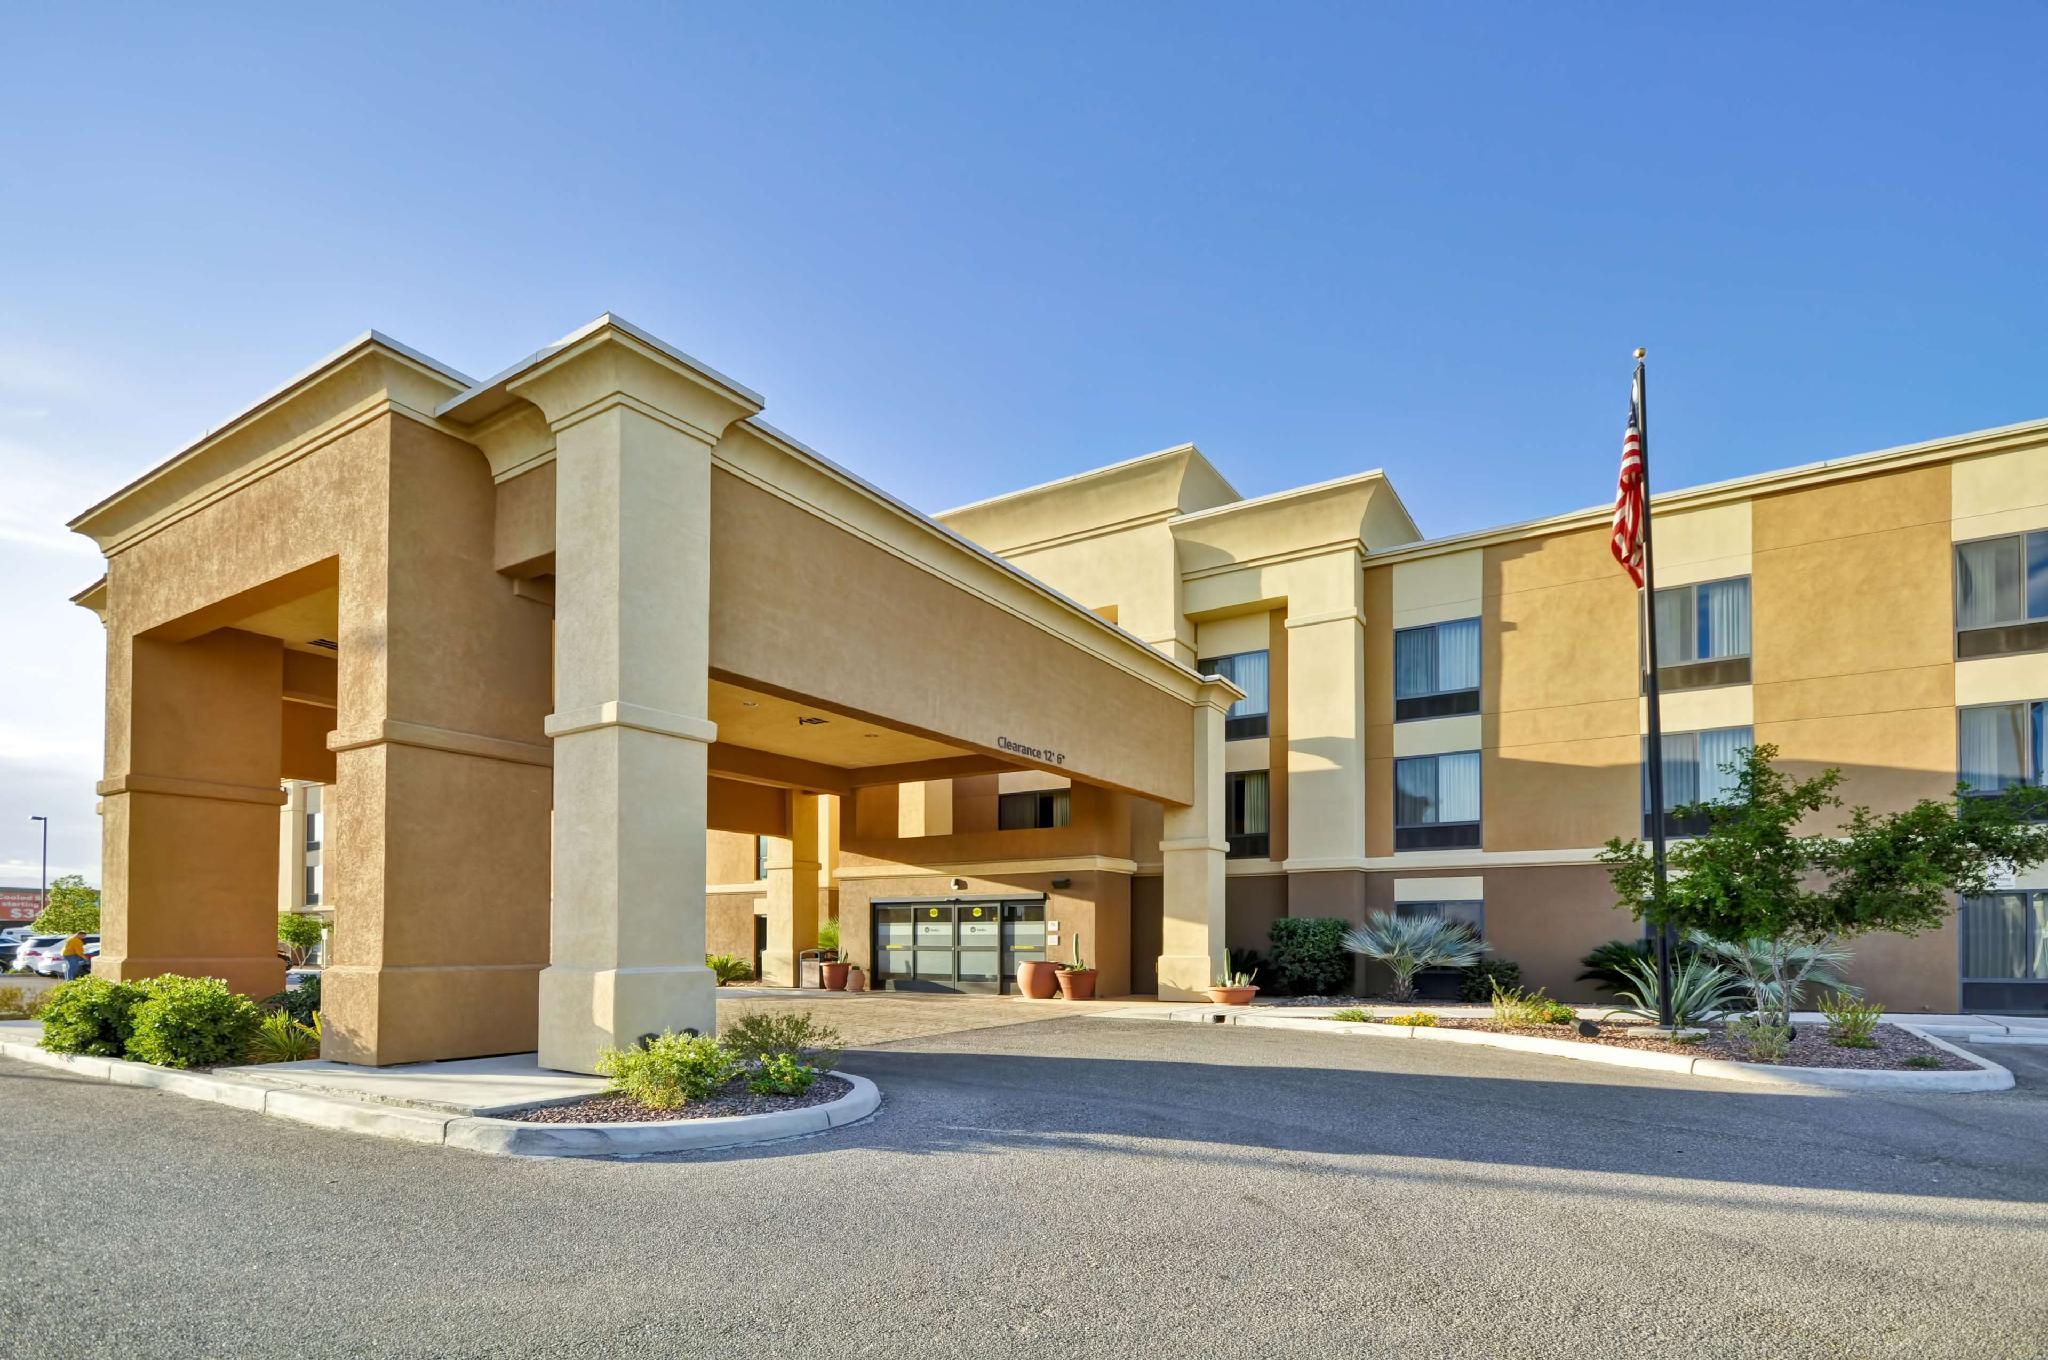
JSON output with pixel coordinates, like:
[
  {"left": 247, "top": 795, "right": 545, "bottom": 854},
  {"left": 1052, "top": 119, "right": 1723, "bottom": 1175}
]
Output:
[
  {"left": 1016, "top": 959, "right": 1060, "bottom": 1000},
  {"left": 1056, "top": 968, "right": 1098, "bottom": 1001},
  {"left": 1206, "top": 985, "right": 1258, "bottom": 1006},
  {"left": 821, "top": 961, "right": 850, "bottom": 991},
  {"left": 846, "top": 966, "right": 867, "bottom": 993}
]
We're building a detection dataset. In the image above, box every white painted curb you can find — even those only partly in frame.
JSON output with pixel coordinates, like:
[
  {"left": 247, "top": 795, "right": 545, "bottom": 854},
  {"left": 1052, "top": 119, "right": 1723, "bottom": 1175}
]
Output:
[
  {"left": 0, "top": 1029, "right": 880, "bottom": 1157},
  {"left": 1166, "top": 1009, "right": 2014, "bottom": 1092}
]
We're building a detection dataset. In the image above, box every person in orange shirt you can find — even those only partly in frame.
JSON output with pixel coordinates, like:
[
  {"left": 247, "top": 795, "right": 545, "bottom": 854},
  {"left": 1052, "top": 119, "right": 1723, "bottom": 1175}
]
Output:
[{"left": 59, "top": 932, "right": 88, "bottom": 981}]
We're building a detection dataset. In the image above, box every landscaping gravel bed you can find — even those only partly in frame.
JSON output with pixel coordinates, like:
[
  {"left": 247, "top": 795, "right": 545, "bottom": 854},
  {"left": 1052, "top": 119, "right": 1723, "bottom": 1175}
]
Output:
[
  {"left": 514, "top": 1074, "right": 852, "bottom": 1124},
  {"left": 1429, "top": 1019, "right": 1970, "bottom": 1070}
]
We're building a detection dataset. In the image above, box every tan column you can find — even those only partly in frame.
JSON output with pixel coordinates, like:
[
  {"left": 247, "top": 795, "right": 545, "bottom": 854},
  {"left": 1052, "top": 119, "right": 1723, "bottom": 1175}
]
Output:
[
  {"left": 1157, "top": 686, "right": 1232, "bottom": 998},
  {"left": 97, "top": 627, "right": 287, "bottom": 999},
  {"left": 1283, "top": 607, "right": 1370, "bottom": 916},
  {"left": 761, "top": 792, "right": 823, "bottom": 986}
]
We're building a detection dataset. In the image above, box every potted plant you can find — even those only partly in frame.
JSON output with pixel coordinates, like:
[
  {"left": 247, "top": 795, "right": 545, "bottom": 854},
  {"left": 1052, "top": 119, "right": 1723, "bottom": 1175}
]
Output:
[
  {"left": 1016, "top": 957, "right": 1060, "bottom": 1000},
  {"left": 1207, "top": 965, "right": 1259, "bottom": 1006},
  {"left": 820, "top": 954, "right": 850, "bottom": 991},
  {"left": 1056, "top": 933, "right": 1098, "bottom": 1001}
]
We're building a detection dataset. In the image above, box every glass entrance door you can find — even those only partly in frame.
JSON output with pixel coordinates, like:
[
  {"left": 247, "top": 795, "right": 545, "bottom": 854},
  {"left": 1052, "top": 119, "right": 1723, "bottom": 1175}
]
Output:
[{"left": 872, "top": 898, "right": 1047, "bottom": 993}]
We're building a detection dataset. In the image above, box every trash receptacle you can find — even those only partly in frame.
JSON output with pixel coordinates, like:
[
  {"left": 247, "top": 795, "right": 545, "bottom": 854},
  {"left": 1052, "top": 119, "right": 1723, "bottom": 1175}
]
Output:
[{"left": 799, "top": 948, "right": 824, "bottom": 989}]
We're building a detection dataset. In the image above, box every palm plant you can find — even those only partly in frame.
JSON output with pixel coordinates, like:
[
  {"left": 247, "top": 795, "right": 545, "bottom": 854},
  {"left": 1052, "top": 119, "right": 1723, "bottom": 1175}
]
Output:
[
  {"left": 1603, "top": 952, "right": 1746, "bottom": 1029},
  {"left": 1689, "top": 932, "right": 1855, "bottom": 1027},
  {"left": 1342, "top": 912, "right": 1485, "bottom": 1002}
]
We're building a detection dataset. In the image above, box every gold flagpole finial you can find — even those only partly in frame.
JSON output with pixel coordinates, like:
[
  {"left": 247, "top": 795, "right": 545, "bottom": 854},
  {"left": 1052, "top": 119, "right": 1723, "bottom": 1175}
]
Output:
[{"left": 1633, "top": 347, "right": 1646, "bottom": 360}]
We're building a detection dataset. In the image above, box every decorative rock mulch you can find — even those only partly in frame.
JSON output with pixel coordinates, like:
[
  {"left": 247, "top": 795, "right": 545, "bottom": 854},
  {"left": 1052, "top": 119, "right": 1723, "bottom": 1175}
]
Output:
[
  {"left": 515, "top": 1074, "right": 853, "bottom": 1124},
  {"left": 1431, "top": 1019, "right": 1970, "bottom": 1071}
]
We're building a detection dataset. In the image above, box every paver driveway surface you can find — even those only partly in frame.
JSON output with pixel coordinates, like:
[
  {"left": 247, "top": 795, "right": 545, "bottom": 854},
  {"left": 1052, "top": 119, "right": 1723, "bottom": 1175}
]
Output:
[{"left": 5, "top": 1016, "right": 2045, "bottom": 1360}]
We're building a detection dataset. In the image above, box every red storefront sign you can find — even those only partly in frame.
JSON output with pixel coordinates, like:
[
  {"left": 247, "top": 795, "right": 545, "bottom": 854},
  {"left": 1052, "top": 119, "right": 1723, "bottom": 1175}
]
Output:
[{"left": 0, "top": 889, "right": 44, "bottom": 923}]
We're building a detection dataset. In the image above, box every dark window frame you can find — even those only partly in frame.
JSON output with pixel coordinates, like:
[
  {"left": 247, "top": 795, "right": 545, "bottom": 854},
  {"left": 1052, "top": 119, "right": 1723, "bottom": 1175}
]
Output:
[
  {"left": 1393, "top": 618, "right": 1481, "bottom": 723},
  {"left": 1641, "top": 576, "right": 1752, "bottom": 693},
  {"left": 1958, "top": 699, "right": 2047, "bottom": 820},
  {"left": 1198, "top": 650, "right": 1272, "bottom": 741},
  {"left": 1954, "top": 530, "right": 2048, "bottom": 659},
  {"left": 1641, "top": 726, "right": 1754, "bottom": 840},
  {"left": 998, "top": 789, "right": 1071, "bottom": 831},
  {"left": 1392, "top": 752, "right": 1482, "bottom": 851},
  {"left": 1225, "top": 770, "right": 1271, "bottom": 860}
]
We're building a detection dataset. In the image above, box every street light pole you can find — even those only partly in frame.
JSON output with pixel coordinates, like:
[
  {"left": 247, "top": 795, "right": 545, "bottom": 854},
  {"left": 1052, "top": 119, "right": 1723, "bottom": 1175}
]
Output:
[{"left": 30, "top": 815, "right": 49, "bottom": 915}]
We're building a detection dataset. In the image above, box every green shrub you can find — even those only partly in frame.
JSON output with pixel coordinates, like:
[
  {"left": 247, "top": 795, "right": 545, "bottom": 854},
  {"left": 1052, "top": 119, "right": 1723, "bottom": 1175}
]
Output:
[
  {"left": 1728, "top": 1014, "right": 1792, "bottom": 1064},
  {"left": 260, "top": 974, "right": 321, "bottom": 1026},
  {"left": 125, "top": 976, "right": 263, "bottom": 1069},
  {"left": 1266, "top": 918, "right": 1353, "bottom": 996},
  {"left": 746, "top": 1052, "right": 820, "bottom": 1096},
  {"left": 38, "top": 976, "right": 147, "bottom": 1056},
  {"left": 706, "top": 953, "right": 755, "bottom": 985},
  {"left": 719, "top": 1010, "right": 844, "bottom": 1072},
  {"left": 1330, "top": 1007, "right": 1372, "bottom": 1023},
  {"left": 597, "top": 1031, "right": 742, "bottom": 1110},
  {"left": 817, "top": 917, "right": 841, "bottom": 957},
  {"left": 1819, "top": 990, "right": 1881, "bottom": 1048},
  {"left": 247, "top": 1011, "right": 320, "bottom": 1063},
  {"left": 1903, "top": 1055, "right": 1941, "bottom": 1070},
  {"left": 0, "top": 984, "right": 40, "bottom": 1019},
  {"left": 1458, "top": 958, "right": 1522, "bottom": 1003},
  {"left": 1491, "top": 985, "right": 1576, "bottom": 1027},
  {"left": 1383, "top": 1011, "right": 1438, "bottom": 1027}
]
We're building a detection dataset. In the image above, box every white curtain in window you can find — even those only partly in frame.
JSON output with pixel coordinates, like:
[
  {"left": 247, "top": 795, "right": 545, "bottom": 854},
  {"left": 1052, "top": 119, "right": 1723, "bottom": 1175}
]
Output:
[
  {"left": 1956, "top": 539, "right": 2022, "bottom": 629},
  {"left": 1050, "top": 790, "right": 1071, "bottom": 828},
  {"left": 1960, "top": 704, "right": 2027, "bottom": 791},
  {"left": 1697, "top": 579, "right": 1751, "bottom": 660},
  {"left": 1240, "top": 771, "right": 1270, "bottom": 835},
  {"left": 1435, "top": 618, "right": 1480, "bottom": 692},
  {"left": 1227, "top": 650, "right": 1270, "bottom": 717},
  {"left": 1435, "top": 752, "right": 1481, "bottom": 823},
  {"left": 1394, "top": 629, "right": 1435, "bottom": 698},
  {"left": 1653, "top": 588, "right": 1694, "bottom": 666},
  {"left": 1962, "top": 895, "right": 2027, "bottom": 979},
  {"left": 1394, "top": 758, "right": 1433, "bottom": 825},
  {"left": 2031, "top": 896, "right": 2048, "bottom": 981},
  {"left": 1696, "top": 727, "right": 1752, "bottom": 803},
  {"left": 1650, "top": 733, "right": 1700, "bottom": 810}
]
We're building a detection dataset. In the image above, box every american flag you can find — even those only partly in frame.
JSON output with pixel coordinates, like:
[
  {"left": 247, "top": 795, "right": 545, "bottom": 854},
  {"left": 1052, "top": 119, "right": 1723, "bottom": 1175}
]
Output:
[{"left": 1610, "top": 364, "right": 1647, "bottom": 587}]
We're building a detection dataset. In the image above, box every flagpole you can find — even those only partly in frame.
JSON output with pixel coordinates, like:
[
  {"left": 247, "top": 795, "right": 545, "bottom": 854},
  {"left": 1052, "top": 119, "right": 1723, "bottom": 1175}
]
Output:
[{"left": 1633, "top": 347, "right": 1677, "bottom": 1029}]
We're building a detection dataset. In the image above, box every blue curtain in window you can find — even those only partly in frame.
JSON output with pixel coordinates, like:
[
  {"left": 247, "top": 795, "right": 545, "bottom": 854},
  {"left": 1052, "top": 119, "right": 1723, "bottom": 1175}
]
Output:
[
  {"left": 1696, "top": 727, "right": 1751, "bottom": 803},
  {"left": 1960, "top": 704, "right": 2027, "bottom": 792},
  {"left": 1227, "top": 651, "right": 1269, "bottom": 718},
  {"left": 1435, "top": 618, "right": 1480, "bottom": 691},
  {"left": 1394, "top": 629, "right": 1434, "bottom": 698},
  {"left": 1435, "top": 752, "right": 1481, "bottom": 823},
  {"left": 1697, "top": 580, "right": 1751, "bottom": 660}
]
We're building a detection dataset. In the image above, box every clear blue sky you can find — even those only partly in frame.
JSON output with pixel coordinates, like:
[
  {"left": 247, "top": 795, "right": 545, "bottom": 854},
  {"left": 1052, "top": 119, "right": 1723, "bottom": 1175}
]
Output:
[{"left": 3, "top": 3, "right": 2044, "bottom": 880}]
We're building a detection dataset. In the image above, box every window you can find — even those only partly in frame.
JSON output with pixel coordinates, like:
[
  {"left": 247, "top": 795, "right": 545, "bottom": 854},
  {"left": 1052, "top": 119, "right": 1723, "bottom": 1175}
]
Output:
[
  {"left": 1393, "top": 900, "right": 1484, "bottom": 938},
  {"left": 1959, "top": 702, "right": 2046, "bottom": 813},
  {"left": 1955, "top": 532, "right": 2048, "bottom": 657},
  {"left": 1960, "top": 891, "right": 2048, "bottom": 1010},
  {"left": 998, "top": 789, "right": 1070, "bottom": 831},
  {"left": 755, "top": 836, "right": 768, "bottom": 881},
  {"left": 304, "top": 862, "right": 323, "bottom": 907},
  {"left": 1644, "top": 577, "right": 1751, "bottom": 690},
  {"left": 1393, "top": 618, "right": 1480, "bottom": 721},
  {"left": 1225, "top": 771, "right": 1270, "bottom": 859},
  {"left": 1643, "top": 726, "right": 1751, "bottom": 838},
  {"left": 1393, "top": 752, "right": 1481, "bottom": 850},
  {"left": 1199, "top": 650, "right": 1271, "bottom": 740},
  {"left": 303, "top": 786, "right": 322, "bottom": 850}
]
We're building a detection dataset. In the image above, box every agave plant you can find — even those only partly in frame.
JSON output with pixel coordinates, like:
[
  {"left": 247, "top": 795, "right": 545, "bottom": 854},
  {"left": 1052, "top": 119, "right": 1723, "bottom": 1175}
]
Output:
[
  {"left": 1603, "top": 952, "right": 1746, "bottom": 1029},
  {"left": 1689, "top": 932, "right": 1855, "bottom": 1027},
  {"left": 1342, "top": 912, "right": 1486, "bottom": 1002}
]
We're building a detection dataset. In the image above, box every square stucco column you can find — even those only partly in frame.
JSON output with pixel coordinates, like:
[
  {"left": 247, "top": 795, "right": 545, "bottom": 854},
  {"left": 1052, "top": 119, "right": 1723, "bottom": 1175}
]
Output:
[
  {"left": 96, "top": 627, "right": 288, "bottom": 1000},
  {"left": 1283, "top": 607, "right": 1370, "bottom": 918},
  {"left": 760, "top": 792, "right": 823, "bottom": 987},
  {"left": 1157, "top": 688, "right": 1232, "bottom": 999},
  {"left": 538, "top": 402, "right": 727, "bottom": 1072}
]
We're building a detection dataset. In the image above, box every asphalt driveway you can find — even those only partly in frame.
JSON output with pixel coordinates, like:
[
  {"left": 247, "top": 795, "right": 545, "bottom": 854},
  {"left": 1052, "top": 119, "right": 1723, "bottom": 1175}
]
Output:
[{"left": 3, "top": 1017, "right": 2044, "bottom": 1359}]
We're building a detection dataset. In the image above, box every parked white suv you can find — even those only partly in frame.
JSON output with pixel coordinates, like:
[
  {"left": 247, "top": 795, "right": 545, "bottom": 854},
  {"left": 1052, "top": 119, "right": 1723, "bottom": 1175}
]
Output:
[{"left": 22, "top": 934, "right": 98, "bottom": 976}]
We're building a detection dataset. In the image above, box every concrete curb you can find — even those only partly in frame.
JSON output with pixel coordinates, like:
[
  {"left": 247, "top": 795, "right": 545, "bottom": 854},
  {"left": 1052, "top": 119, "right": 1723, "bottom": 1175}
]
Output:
[
  {"left": 0, "top": 1030, "right": 881, "bottom": 1156},
  {"left": 1164, "top": 1008, "right": 2015, "bottom": 1092}
]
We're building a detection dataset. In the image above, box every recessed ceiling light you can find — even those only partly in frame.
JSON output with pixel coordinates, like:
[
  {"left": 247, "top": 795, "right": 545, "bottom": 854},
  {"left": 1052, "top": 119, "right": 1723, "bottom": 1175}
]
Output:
[
  {"left": 797, "top": 716, "right": 828, "bottom": 726},
  {"left": 740, "top": 700, "right": 759, "bottom": 708}
]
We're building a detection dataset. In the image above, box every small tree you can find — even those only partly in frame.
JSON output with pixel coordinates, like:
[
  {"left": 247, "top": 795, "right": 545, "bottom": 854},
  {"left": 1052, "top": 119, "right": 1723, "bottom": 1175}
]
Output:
[
  {"left": 1600, "top": 744, "right": 2048, "bottom": 1026},
  {"left": 277, "top": 913, "right": 326, "bottom": 967},
  {"left": 30, "top": 874, "right": 100, "bottom": 934}
]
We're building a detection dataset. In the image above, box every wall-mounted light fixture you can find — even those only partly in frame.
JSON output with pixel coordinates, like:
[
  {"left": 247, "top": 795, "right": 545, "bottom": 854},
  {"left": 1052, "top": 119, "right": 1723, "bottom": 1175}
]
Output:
[
  {"left": 950, "top": 878, "right": 968, "bottom": 891},
  {"left": 1050, "top": 876, "right": 1072, "bottom": 889}
]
